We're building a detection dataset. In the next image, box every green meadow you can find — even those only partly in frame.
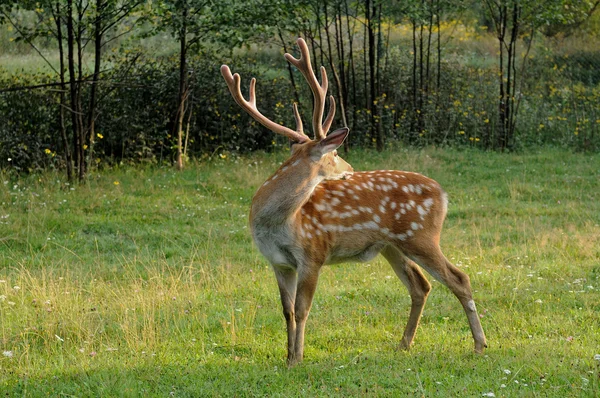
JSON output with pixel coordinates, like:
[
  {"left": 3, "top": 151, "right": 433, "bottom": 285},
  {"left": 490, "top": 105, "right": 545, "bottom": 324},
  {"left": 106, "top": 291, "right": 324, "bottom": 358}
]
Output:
[{"left": 1, "top": 148, "right": 599, "bottom": 396}]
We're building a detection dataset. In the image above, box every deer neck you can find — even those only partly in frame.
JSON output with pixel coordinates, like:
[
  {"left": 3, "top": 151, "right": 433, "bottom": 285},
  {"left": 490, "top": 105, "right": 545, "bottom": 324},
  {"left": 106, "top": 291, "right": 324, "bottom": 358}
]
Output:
[{"left": 251, "top": 160, "right": 321, "bottom": 228}]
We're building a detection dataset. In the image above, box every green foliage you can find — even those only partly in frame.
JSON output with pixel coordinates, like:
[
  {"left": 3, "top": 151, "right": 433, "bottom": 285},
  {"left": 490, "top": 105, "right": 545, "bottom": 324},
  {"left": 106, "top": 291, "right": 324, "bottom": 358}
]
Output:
[
  {"left": 0, "top": 148, "right": 599, "bottom": 395},
  {"left": 0, "top": 72, "right": 59, "bottom": 171}
]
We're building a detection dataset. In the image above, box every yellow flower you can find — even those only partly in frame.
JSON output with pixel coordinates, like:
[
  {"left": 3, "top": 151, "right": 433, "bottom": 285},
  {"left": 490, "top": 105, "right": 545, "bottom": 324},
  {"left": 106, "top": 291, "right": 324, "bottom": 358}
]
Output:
[
  {"left": 458, "top": 131, "right": 465, "bottom": 135},
  {"left": 484, "top": 118, "right": 489, "bottom": 123},
  {"left": 113, "top": 181, "right": 120, "bottom": 185},
  {"left": 97, "top": 133, "right": 103, "bottom": 139},
  {"left": 539, "top": 124, "right": 544, "bottom": 129},
  {"left": 45, "top": 149, "right": 52, "bottom": 154},
  {"left": 219, "top": 153, "right": 227, "bottom": 159}
]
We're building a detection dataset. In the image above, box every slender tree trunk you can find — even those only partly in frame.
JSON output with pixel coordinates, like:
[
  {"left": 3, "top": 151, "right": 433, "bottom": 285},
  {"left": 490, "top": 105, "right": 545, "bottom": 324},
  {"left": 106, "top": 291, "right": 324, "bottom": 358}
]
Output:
[
  {"left": 418, "top": 17, "right": 424, "bottom": 136},
  {"left": 54, "top": 1, "right": 72, "bottom": 181},
  {"left": 411, "top": 18, "right": 418, "bottom": 140},
  {"left": 315, "top": 4, "right": 324, "bottom": 67},
  {"left": 506, "top": 4, "right": 520, "bottom": 149},
  {"left": 334, "top": 5, "right": 350, "bottom": 152},
  {"left": 318, "top": 3, "right": 350, "bottom": 142},
  {"left": 345, "top": 0, "right": 357, "bottom": 124},
  {"left": 175, "top": 2, "right": 188, "bottom": 170},
  {"left": 76, "top": 0, "right": 85, "bottom": 179},
  {"left": 436, "top": 0, "right": 441, "bottom": 93},
  {"left": 87, "top": 0, "right": 104, "bottom": 173},
  {"left": 66, "top": 0, "right": 81, "bottom": 179},
  {"left": 497, "top": 6, "right": 507, "bottom": 150},
  {"left": 425, "top": 6, "right": 433, "bottom": 95},
  {"left": 363, "top": 3, "right": 368, "bottom": 111},
  {"left": 375, "top": 3, "right": 383, "bottom": 149},
  {"left": 365, "top": 0, "right": 380, "bottom": 150}
]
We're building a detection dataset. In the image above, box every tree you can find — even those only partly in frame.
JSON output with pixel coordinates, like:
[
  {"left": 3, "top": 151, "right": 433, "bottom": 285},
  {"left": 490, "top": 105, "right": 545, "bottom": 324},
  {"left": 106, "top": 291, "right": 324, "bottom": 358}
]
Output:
[
  {"left": 0, "top": 0, "right": 143, "bottom": 179},
  {"left": 483, "top": 0, "right": 600, "bottom": 150}
]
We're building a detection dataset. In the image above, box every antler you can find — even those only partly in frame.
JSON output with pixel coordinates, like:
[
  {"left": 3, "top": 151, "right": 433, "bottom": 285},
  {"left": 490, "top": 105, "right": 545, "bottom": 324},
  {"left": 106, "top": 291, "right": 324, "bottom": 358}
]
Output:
[
  {"left": 220, "top": 65, "right": 309, "bottom": 143},
  {"left": 284, "top": 38, "right": 336, "bottom": 140}
]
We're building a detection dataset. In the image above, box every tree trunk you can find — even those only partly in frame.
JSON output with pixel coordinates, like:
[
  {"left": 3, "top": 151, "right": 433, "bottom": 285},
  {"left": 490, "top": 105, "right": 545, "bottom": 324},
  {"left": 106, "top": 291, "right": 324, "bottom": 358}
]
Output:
[
  {"left": 87, "top": 0, "right": 104, "bottom": 173},
  {"left": 345, "top": 0, "right": 357, "bottom": 127},
  {"left": 53, "top": 1, "right": 73, "bottom": 181},
  {"left": 76, "top": 0, "right": 85, "bottom": 179},
  {"left": 66, "top": 0, "right": 81, "bottom": 179},
  {"left": 175, "top": 2, "right": 188, "bottom": 170},
  {"left": 497, "top": 6, "right": 507, "bottom": 151}
]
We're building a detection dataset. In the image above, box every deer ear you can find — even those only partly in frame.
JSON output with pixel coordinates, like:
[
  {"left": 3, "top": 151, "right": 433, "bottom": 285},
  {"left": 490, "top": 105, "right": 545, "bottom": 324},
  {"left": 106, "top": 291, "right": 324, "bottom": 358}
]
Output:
[{"left": 315, "top": 127, "right": 349, "bottom": 156}]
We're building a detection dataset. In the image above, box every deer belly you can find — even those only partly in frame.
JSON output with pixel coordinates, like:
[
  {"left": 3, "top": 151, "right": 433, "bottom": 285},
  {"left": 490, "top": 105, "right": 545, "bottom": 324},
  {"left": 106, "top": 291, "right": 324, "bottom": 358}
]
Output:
[
  {"left": 327, "top": 242, "right": 386, "bottom": 264},
  {"left": 253, "top": 233, "right": 298, "bottom": 268}
]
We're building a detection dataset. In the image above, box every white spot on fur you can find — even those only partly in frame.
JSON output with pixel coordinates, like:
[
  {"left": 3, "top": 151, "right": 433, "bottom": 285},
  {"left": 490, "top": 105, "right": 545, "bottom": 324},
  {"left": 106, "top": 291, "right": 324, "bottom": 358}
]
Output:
[
  {"left": 373, "top": 214, "right": 381, "bottom": 223},
  {"left": 363, "top": 221, "right": 379, "bottom": 230}
]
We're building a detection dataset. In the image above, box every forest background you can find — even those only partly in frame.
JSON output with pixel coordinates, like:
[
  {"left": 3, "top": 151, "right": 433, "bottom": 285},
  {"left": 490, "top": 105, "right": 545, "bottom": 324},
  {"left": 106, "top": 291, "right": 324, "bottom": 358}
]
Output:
[{"left": 1, "top": 0, "right": 600, "bottom": 180}]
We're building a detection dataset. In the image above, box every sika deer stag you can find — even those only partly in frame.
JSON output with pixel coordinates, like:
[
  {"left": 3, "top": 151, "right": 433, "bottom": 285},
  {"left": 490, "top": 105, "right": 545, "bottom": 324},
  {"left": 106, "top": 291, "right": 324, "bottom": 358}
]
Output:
[{"left": 221, "top": 38, "right": 487, "bottom": 366}]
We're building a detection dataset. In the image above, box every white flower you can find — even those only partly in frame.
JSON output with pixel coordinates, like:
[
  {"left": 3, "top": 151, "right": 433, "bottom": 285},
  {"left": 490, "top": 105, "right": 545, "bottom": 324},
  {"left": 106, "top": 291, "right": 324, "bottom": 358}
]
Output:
[
  {"left": 534, "top": 299, "right": 542, "bottom": 304},
  {"left": 594, "top": 354, "right": 600, "bottom": 361},
  {"left": 482, "top": 393, "right": 495, "bottom": 397},
  {"left": 13, "top": 286, "right": 20, "bottom": 291},
  {"left": 503, "top": 369, "right": 511, "bottom": 375},
  {"left": 2, "top": 350, "right": 13, "bottom": 358}
]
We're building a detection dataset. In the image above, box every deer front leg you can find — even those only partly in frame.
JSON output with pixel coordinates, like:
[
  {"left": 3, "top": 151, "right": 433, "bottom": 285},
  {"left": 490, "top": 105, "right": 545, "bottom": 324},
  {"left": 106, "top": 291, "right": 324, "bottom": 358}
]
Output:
[
  {"left": 289, "top": 265, "right": 321, "bottom": 367},
  {"left": 273, "top": 266, "right": 298, "bottom": 364}
]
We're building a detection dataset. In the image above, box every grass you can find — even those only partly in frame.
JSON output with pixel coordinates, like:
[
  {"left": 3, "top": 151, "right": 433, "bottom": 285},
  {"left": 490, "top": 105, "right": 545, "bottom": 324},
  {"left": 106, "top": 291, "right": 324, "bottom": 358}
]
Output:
[{"left": 0, "top": 147, "right": 599, "bottom": 396}]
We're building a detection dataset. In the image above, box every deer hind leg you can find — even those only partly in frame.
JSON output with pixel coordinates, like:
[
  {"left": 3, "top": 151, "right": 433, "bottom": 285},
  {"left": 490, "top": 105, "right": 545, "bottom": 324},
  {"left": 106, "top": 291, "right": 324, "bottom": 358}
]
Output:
[
  {"left": 405, "top": 244, "right": 488, "bottom": 353},
  {"left": 272, "top": 265, "right": 298, "bottom": 364},
  {"left": 382, "top": 245, "right": 432, "bottom": 350}
]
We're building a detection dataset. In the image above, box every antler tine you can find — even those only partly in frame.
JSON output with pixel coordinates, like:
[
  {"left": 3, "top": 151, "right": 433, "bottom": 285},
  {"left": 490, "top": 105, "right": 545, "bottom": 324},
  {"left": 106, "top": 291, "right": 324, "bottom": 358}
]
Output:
[
  {"left": 284, "top": 38, "right": 335, "bottom": 141},
  {"left": 323, "top": 95, "right": 336, "bottom": 134},
  {"left": 220, "top": 65, "right": 308, "bottom": 143}
]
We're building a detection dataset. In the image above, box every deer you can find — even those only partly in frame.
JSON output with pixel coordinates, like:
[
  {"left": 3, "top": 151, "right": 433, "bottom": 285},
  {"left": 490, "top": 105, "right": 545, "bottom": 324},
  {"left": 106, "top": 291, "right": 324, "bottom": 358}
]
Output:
[{"left": 221, "top": 38, "right": 487, "bottom": 367}]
